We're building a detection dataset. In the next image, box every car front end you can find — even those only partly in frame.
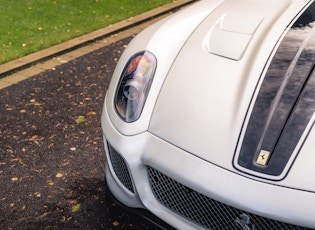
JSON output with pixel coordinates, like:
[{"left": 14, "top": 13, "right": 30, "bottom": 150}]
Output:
[{"left": 101, "top": 0, "right": 315, "bottom": 229}]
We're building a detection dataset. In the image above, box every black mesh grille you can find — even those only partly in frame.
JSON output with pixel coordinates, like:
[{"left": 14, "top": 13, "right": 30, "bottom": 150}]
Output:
[
  {"left": 147, "top": 166, "right": 309, "bottom": 230},
  {"left": 107, "top": 144, "right": 134, "bottom": 193}
]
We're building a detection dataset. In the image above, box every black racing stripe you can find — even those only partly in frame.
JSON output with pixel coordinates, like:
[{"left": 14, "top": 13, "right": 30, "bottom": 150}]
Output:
[{"left": 236, "top": 2, "right": 315, "bottom": 178}]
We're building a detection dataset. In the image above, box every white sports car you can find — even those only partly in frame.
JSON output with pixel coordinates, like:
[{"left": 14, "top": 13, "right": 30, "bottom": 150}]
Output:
[{"left": 101, "top": 0, "right": 315, "bottom": 229}]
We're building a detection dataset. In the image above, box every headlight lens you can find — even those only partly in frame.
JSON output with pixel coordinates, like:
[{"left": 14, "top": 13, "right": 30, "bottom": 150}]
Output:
[{"left": 114, "top": 51, "right": 157, "bottom": 122}]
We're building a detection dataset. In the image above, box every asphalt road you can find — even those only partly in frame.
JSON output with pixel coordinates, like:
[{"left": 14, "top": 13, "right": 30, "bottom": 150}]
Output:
[{"left": 0, "top": 37, "right": 162, "bottom": 229}]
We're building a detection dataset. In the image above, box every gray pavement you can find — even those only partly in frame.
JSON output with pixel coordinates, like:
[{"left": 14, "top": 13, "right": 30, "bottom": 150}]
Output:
[
  {"left": 0, "top": 1, "right": 196, "bottom": 229},
  {"left": 0, "top": 0, "right": 196, "bottom": 90}
]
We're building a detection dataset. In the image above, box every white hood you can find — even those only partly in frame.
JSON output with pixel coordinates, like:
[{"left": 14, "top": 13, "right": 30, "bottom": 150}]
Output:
[
  {"left": 149, "top": 0, "right": 291, "bottom": 168},
  {"left": 149, "top": 0, "right": 315, "bottom": 188}
]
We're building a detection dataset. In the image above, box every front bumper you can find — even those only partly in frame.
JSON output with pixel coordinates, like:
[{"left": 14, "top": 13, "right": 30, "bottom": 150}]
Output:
[
  {"left": 106, "top": 179, "right": 175, "bottom": 230},
  {"left": 101, "top": 106, "right": 315, "bottom": 230}
]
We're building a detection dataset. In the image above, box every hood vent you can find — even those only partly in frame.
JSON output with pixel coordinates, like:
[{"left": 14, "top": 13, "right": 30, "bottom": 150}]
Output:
[{"left": 208, "top": 12, "right": 263, "bottom": 60}]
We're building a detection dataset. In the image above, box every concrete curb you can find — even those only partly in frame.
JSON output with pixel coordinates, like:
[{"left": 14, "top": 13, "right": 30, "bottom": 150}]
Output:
[{"left": 0, "top": 0, "right": 196, "bottom": 79}]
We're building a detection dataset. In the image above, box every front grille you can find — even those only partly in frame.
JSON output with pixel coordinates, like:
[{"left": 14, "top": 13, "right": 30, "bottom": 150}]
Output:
[
  {"left": 107, "top": 144, "right": 134, "bottom": 193},
  {"left": 147, "top": 167, "right": 309, "bottom": 230}
]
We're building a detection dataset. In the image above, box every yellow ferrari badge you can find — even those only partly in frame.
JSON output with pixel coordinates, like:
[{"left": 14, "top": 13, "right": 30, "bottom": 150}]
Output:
[{"left": 256, "top": 150, "right": 270, "bottom": 166}]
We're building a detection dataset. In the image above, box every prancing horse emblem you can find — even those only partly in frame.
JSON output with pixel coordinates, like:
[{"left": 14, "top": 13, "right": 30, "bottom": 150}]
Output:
[
  {"left": 256, "top": 150, "right": 270, "bottom": 166},
  {"left": 234, "top": 213, "right": 255, "bottom": 230}
]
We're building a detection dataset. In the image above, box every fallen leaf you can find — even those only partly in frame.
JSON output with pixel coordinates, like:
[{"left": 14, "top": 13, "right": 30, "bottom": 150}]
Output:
[
  {"left": 11, "top": 177, "right": 19, "bottom": 181},
  {"left": 66, "top": 190, "right": 73, "bottom": 198},
  {"left": 29, "top": 99, "right": 41, "bottom": 106},
  {"left": 34, "top": 192, "right": 41, "bottom": 198},
  {"left": 75, "top": 116, "right": 86, "bottom": 124},
  {"left": 86, "top": 111, "right": 96, "bottom": 116},
  {"left": 70, "top": 199, "right": 77, "bottom": 204},
  {"left": 31, "top": 168, "right": 42, "bottom": 173},
  {"left": 112, "top": 221, "right": 119, "bottom": 227},
  {"left": 56, "top": 173, "right": 63, "bottom": 178},
  {"left": 29, "top": 135, "right": 39, "bottom": 141},
  {"left": 71, "top": 203, "right": 81, "bottom": 213},
  {"left": 37, "top": 212, "right": 50, "bottom": 219},
  {"left": 61, "top": 161, "right": 70, "bottom": 166}
]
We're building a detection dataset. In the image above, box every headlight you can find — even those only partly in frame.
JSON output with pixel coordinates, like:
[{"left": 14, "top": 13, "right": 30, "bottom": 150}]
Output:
[{"left": 114, "top": 51, "right": 157, "bottom": 122}]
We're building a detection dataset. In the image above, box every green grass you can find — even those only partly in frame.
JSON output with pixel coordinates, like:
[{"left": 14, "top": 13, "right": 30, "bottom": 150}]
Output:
[{"left": 0, "top": 0, "right": 172, "bottom": 64}]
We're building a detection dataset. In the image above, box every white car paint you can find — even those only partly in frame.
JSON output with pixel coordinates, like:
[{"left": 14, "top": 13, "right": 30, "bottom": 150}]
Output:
[{"left": 102, "top": 0, "right": 315, "bottom": 229}]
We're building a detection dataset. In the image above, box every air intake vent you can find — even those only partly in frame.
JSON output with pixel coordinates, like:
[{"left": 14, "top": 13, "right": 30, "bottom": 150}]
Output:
[
  {"left": 107, "top": 144, "right": 134, "bottom": 193},
  {"left": 147, "top": 166, "right": 309, "bottom": 230}
]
